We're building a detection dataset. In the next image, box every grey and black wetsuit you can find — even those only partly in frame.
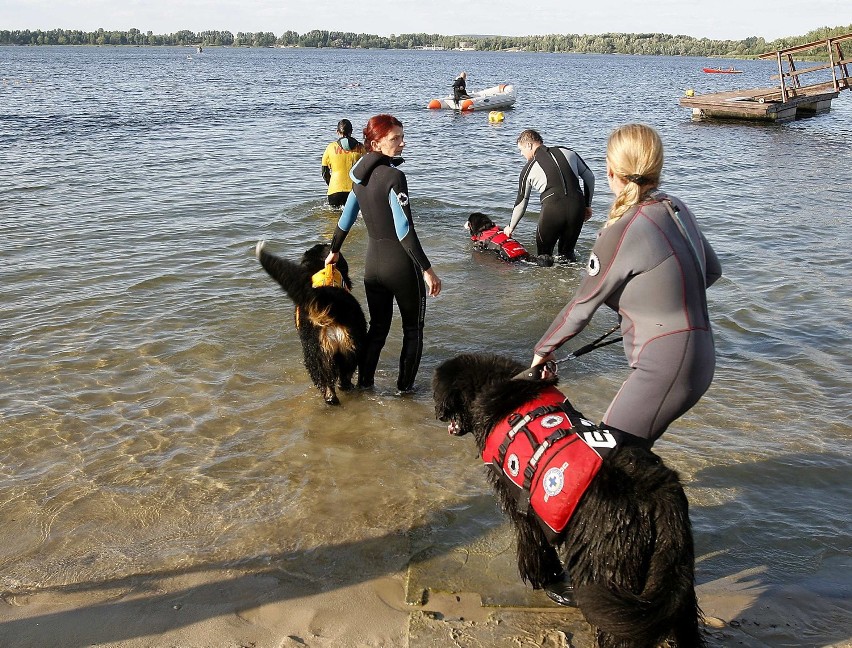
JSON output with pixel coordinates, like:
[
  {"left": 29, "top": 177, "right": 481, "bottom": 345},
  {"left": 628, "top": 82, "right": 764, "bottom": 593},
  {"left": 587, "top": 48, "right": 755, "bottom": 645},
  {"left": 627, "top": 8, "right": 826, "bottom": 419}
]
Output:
[
  {"left": 330, "top": 152, "right": 432, "bottom": 391},
  {"left": 510, "top": 146, "right": 595, "bottom": 260},
  {"left": 534, "top": 190, "right": 722, "bottom": 443}
]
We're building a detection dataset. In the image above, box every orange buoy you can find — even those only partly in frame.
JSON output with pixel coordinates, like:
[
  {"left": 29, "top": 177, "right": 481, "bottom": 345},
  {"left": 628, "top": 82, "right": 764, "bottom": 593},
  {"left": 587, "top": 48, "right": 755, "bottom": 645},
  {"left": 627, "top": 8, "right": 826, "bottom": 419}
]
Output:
[
  {"left": 428, "top": 99, "right": 442, "bottom": 109},
  {"left": 460, "top": 99, "right": 474, "bottom": 111}
]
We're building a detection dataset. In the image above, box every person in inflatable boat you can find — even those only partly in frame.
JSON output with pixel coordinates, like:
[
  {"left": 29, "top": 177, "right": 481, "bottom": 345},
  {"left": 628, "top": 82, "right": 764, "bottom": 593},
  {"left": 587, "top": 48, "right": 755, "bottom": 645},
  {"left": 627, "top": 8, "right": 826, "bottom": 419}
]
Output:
[{"left": 452, "top": 71, "right": 471, "bottom": 103}]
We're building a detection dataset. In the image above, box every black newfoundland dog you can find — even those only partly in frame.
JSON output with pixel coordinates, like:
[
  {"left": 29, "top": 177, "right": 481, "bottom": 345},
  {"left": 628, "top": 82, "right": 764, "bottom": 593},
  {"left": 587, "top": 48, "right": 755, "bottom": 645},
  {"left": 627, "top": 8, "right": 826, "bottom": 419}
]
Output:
[
  {"left": 256, "top": 241, "right": 367, "bottom": 405},
  {"left": 465, "top": 212, "right": 554, "bottom": 267},
  {"left": 433, "top": 353, "right": 704, "bottom": 648}
]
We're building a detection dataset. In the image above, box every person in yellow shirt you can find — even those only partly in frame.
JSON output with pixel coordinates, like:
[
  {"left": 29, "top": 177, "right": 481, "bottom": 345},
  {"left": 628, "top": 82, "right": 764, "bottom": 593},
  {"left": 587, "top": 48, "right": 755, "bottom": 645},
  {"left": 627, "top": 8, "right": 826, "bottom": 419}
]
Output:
[{"left": 321, "top": 119, "right": 365, "bottom": 208}]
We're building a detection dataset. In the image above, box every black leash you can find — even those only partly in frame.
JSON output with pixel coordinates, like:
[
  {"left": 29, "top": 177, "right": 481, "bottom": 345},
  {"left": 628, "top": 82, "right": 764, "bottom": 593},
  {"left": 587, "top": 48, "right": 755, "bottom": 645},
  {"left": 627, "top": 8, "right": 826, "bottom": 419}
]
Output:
[
  {"left": 555, "top": 324, "right": 622, "bottom": 365},
  {"left": 513, "top": 324, "right": 622, "bottom": 380}
]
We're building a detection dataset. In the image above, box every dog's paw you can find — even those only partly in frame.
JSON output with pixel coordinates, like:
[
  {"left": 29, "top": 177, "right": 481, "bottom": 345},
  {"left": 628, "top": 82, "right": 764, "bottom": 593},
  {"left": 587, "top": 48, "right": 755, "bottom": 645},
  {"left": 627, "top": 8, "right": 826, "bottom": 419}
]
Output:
[
  {"left": 255, "top": 240, "right": 266, "bottom": 258},
  {"left": 543, "top": 574, "right": 578, "bottom": 607},
  {"left": 322, "top": 387, "right": 341, "bottom": 405}
]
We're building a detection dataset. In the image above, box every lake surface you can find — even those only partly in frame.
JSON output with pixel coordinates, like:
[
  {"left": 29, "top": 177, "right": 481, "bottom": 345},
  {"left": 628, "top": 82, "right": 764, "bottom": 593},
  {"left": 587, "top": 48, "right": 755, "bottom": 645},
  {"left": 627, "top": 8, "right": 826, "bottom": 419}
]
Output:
[{"left": 1, "top": 46, "right": 850, "bottom": 646}]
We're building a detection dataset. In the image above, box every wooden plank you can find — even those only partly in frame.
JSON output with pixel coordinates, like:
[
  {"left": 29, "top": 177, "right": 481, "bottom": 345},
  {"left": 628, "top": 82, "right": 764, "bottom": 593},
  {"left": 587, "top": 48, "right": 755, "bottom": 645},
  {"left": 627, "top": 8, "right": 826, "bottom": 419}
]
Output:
[
  {"left": 680, "top": 35, "right": 851, "bottom": 123},
  {"left": 678, "top": 81, "right": 840, "bottom": 124},
  {"left": 771, "top": 62, "right": 834, "bottom": 78},
  {"left": 757, "top": 32, "right": 852, "bottom": 59}
]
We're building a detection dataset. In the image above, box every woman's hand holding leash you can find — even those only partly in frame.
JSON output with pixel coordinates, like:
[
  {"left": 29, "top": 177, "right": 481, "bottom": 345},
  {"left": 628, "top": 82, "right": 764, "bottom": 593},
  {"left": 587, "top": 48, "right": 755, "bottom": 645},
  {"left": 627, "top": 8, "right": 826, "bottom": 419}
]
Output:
[
  {"left": 514, "top": 326, "right": 622, "bottom": 381},
  {"left": 533, "top": 353, "right": 558, "bottom": 379},
  {"left": 513, "top": 353, "right": 555, "bottom": 381}
]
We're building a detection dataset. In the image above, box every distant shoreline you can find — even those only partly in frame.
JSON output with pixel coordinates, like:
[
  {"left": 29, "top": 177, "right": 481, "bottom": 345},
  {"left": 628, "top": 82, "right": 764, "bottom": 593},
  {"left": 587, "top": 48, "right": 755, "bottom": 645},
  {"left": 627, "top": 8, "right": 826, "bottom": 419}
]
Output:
[
  {"left": 2, "top": 24, "right": 850, "bottom": 59},
  {"left": 0, "top": 44, "right": 764, "bottom": 61}
]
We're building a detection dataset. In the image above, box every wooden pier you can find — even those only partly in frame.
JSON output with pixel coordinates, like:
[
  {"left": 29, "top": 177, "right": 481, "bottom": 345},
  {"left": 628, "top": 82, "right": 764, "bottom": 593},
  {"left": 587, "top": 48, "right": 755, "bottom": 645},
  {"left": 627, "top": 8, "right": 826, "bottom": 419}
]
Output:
[{"left": 680, "top": 33, "right": 852, "bottom": 122}]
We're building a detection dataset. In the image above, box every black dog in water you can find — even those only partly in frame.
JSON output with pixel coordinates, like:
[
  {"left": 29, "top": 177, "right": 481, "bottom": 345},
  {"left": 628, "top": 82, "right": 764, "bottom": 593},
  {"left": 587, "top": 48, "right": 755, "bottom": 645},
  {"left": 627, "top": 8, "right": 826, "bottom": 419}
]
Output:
[
  {"left": 432, "top": 353, "right": 704, "bottom": 648},
  {"left": 465, "top": 212, "right": 553, "bottom": 267},
  {"left": 256, "top": 242, "right": 367, "bottom": 405}
]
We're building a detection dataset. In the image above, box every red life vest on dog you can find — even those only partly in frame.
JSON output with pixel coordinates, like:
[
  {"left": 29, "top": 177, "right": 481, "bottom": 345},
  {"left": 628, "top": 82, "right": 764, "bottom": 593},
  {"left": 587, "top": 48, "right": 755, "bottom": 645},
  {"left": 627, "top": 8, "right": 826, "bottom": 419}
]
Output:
[
  {"left": 482, "top": 386, "right": 603, "bottom": 543},
  {"left": 471, "top": 226, "right": 528, "bottom": 261}
]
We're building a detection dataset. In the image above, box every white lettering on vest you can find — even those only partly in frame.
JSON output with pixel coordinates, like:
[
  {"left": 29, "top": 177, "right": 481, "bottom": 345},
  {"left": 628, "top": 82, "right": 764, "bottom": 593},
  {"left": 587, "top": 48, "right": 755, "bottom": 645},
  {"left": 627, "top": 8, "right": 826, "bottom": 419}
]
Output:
[{"left": 581, "top": 429, "right": 617, "bottom": 449}]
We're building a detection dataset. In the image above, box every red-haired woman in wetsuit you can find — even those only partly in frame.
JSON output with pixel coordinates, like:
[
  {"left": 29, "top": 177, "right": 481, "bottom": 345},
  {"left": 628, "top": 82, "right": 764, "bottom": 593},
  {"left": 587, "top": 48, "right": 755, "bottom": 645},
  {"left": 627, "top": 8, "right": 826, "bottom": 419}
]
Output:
[{"left": 325, "top": 114, "right": 442, "bottom": 393}]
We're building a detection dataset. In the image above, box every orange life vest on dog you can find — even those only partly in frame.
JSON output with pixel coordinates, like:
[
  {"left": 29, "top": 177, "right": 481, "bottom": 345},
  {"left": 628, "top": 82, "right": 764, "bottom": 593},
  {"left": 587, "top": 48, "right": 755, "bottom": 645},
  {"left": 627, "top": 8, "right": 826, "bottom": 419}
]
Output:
[
  {"left": 295, "top": 265, "right": 347, "bottom": 329},
  {"left": 311, "top": 265, "right": 346, "bottom": 289},
  {"left": 471, "top": 226, "right": 528, "bottom": 261},
  {"left": 482, "top": 386, "right": 604, "bottom": 543}
]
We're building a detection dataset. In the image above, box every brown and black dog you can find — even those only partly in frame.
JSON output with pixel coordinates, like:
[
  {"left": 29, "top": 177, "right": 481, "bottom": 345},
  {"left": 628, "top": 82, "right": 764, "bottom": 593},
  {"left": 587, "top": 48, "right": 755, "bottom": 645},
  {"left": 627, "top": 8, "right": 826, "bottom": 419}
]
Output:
[
  {"left": 433, "top": 352, "right": 705, "bottom": 648},
  {"left": 256, "top": 242, "right": 367, "bottom": 405}
]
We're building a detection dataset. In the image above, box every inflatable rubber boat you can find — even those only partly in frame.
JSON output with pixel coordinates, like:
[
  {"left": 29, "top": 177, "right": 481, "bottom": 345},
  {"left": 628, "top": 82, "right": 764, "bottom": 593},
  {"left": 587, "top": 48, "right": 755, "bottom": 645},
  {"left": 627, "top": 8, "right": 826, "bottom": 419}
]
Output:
[{"left": 428, "top": 84, "right": 517, "bottom": 112}]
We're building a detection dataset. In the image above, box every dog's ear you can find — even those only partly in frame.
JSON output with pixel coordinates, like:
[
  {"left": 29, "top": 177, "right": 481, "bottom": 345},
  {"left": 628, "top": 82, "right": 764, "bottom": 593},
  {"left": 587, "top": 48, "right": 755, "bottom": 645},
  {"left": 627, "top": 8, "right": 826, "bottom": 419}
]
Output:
[
  {"left": 431, "top": 360, "right": 467, "bottom": 420},
  {"left": 432, "top": 374, "right": 459, "bottom": 421},
  {"left": 300, "top": 244, "right": 328, "bottom": 273}
]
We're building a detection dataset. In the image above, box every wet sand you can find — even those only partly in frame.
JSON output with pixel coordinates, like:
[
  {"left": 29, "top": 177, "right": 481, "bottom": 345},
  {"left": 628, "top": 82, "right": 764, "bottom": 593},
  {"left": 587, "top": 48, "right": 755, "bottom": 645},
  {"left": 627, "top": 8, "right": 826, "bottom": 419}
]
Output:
[{"left": 3, "top": 527, "right": 850, "bottom": 648}]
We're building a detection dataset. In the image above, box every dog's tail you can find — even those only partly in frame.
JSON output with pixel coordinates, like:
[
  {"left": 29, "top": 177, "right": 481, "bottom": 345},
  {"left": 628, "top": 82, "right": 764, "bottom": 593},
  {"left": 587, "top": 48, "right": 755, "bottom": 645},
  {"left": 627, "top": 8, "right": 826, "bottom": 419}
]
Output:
[
  {"left": 255, "top": 240, "right": 314, "bottom": 308},
  {"left": 574, "top": 484, "right": 703, "bottom": 646}
]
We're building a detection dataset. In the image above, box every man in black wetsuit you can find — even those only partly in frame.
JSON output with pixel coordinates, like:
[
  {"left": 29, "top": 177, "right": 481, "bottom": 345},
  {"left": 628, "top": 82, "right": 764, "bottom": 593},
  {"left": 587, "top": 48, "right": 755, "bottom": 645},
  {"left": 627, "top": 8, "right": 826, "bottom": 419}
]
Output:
[
  {"left": 505, "top": 129, "right": 595, "bottom": 262},
  {"left": 452, "top": 71, "right": 470, "bottom": 103}
]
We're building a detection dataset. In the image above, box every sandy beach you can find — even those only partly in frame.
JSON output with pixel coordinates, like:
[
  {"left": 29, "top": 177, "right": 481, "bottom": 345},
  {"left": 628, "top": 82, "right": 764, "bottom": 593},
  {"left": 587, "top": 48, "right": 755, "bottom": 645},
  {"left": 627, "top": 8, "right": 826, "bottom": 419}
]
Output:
[{"left": 3, "top": 526, "right": 850, "bottom": 648}]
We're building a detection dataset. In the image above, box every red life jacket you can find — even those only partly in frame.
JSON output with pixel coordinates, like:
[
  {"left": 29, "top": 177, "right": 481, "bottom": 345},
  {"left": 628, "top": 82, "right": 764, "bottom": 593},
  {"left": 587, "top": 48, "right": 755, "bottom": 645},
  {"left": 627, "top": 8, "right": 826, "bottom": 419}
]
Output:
[
  {"left": 471, "top": 226, "right": 528, "bottom": 261},
  {"left": 482, "top": 386, "right": 604, "bottom": 543}
]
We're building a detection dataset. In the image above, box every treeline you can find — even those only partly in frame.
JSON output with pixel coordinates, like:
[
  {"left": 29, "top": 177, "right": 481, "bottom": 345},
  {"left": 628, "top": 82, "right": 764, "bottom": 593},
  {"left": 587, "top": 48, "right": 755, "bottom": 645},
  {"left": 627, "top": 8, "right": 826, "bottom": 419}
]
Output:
[
  {"left": 1, "top": 24, "right": 850, "bottom": 57},
  {"left": 0, "top": 28, "right": 258, "bottom": 47}
]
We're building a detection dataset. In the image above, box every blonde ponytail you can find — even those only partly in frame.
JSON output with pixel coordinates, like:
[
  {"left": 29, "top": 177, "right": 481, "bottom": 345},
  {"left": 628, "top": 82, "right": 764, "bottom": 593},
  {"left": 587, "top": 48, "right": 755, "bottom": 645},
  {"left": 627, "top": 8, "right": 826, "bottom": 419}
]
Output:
[
  {"left": 609, "top": 182, "right": 644, "bottom": 224},
  {"left": 605, "top": 124, "right": 664, "bottom": 226}
]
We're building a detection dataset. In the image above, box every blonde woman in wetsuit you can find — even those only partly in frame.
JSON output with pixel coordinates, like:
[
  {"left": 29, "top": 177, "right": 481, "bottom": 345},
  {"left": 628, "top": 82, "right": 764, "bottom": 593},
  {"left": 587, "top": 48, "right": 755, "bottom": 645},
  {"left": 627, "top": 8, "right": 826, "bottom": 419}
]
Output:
[
  {"left": 531, "top": 123, "right": 722, "bottom": 447},
  {"left": 529, "top": 126, "right": 721, "bottom": 608},
  {"left": 325, "top": 114, "right": 441, "bottom": 394}
]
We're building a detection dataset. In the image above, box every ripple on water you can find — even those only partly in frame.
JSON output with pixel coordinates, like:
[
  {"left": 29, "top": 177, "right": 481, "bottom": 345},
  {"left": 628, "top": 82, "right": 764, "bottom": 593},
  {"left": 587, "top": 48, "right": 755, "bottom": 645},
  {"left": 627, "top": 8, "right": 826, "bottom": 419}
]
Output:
[{"left": 1, "top": 50, "right": 850, "bottom": 636}]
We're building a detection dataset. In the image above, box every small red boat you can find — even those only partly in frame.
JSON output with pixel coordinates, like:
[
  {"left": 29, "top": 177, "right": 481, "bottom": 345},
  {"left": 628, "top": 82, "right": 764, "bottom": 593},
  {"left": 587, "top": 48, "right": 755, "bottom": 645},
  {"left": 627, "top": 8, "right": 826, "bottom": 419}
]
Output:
[{"left": 703, "top": 67, "right": 743, "bottom": 74}]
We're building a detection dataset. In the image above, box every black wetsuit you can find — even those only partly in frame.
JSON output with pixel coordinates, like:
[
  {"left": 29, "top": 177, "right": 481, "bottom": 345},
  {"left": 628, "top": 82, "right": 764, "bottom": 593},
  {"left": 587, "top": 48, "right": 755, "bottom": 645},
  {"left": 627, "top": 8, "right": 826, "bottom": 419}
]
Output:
[
  {"left": 452, "top": 76, "right": 470, "bottom": 103},
  {"left": 510, "top": 146, "right": 595, "bottom": 260},
  {"left": 330, "top": 152, "right": 432, "bottom": 391}
]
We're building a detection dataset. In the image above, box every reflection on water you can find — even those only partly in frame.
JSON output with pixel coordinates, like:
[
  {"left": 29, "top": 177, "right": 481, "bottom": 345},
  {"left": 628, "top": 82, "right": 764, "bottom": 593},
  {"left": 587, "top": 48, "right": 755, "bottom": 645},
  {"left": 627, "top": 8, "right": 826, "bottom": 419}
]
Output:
[{"left": 1, "top": 46, "right": 851, "bottom": 643}]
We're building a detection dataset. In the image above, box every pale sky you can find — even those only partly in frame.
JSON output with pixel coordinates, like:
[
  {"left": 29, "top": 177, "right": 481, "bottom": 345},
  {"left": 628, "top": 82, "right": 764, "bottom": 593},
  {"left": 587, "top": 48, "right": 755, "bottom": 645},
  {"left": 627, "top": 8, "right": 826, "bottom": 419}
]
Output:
[{"left": 3, "top": 0, "right": 849, "bottom": 41}]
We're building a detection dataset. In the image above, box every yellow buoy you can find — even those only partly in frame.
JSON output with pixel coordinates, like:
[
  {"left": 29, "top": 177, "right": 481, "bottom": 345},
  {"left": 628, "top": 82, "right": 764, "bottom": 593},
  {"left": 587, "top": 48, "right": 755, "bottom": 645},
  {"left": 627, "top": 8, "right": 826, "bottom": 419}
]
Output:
[
  {"left": 488, "top": 111, "right": 504, "bottom": 123},
  {"left": 684, "top": 88, "right": 695, "bottom": 97}
]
